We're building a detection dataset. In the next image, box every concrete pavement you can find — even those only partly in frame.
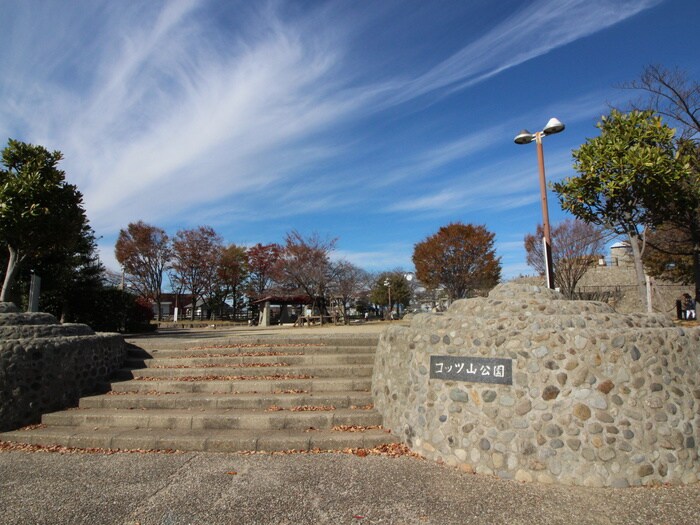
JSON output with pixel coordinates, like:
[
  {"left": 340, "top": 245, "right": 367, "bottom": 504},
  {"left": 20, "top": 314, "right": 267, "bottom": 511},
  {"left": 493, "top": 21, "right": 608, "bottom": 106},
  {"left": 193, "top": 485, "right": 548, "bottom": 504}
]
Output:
[{"left": 2, "top": 448, "right": 700, "bottom": 525}]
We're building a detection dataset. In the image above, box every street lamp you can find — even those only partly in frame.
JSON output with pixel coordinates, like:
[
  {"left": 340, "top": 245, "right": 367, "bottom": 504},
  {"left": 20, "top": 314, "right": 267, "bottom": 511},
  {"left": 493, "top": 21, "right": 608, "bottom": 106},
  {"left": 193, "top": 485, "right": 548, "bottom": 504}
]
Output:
[
  {"left": 384, "top": 278, "right": 392, "bottom": 320},
  {"left": 514, "top": 117, "right": 565, "bottom": 290}
]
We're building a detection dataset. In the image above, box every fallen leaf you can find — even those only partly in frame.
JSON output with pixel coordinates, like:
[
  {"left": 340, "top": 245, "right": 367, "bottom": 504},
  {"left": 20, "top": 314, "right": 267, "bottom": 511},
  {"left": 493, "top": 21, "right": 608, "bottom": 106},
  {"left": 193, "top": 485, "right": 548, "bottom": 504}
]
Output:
[{"left": 290, "top": 405, "right": 335, "bottom": 412}]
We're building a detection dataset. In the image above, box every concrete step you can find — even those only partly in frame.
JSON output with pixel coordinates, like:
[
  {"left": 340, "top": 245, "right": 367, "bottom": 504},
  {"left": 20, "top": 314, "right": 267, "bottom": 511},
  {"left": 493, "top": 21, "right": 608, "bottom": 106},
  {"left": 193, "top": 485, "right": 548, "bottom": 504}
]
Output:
[
  {"left": 108, "top": 377, "right": 372, "bottom": 394},
  {"left": 123, "top": 364, "right": 374, "bottom": 379},
  {"left": 79, "top": 391, "right": 374, "bottom": 410},
  {"left": 0, "top": 426, "right": 398, "bottom": 452},
  {"left": 0, "top": 334, "right": 392, "bottom": 454},
  {"left": 42, "top": 407, "right": 384, "bottom": 430},
  {"left": 128, "top": 337, "right": 379, "bottom": 349},
  {"left": 125, "top": 353, "right": 376, "bottom": 368},
  {"left": 139, "top": 345, "right": 377, "bottom": 358}
]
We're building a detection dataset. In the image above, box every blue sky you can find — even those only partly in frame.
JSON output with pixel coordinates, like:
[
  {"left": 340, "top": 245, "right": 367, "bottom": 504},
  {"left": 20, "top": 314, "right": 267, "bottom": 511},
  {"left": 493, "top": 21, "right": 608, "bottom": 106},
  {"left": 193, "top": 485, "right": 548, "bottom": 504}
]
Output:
[{"left": 2, "top": 0, "right": 699, "bottom": 279}]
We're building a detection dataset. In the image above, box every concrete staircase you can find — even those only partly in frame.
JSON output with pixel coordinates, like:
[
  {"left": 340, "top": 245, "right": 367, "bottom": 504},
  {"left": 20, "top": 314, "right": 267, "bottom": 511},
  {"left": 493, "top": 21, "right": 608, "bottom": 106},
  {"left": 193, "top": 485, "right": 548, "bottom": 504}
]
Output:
[{"left": 0, "top": 333, "right": 399, "bottom": 452}]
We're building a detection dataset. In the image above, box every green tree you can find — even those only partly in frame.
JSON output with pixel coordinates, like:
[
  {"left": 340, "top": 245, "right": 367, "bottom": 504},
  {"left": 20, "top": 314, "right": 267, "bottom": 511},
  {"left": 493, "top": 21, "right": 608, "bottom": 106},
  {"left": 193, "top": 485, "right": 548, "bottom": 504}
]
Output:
[
  {"left": 215, "top": 244, "right": 249, "bottom": 320},
  {"left": 552, "top": 110, "right": 690, "bottom": 309},
  {"left": 0, "top": 139, "right": 88, "bottom": 302},
  {"left": 35, "top": 223, "right": 105, "bottom": 322},
  {"left": 640, "top": 140, "right": 700, "bottom": 293},
  {"left": 412, "top": 222, "right": 501, "bottom": 301},
  {"left": 620, "top": 66, "right": 700, "bottom": 297},
  {"left": 370, "top": 271, "right": 413, "bottom": 318}
]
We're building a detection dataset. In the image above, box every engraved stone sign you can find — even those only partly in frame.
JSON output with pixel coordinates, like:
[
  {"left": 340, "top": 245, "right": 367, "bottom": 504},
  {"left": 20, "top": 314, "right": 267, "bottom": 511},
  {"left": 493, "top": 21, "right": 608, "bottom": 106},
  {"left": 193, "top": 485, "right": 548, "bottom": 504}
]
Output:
[{"left": 429, "top": 355, "right": 512, "bottom": 385}]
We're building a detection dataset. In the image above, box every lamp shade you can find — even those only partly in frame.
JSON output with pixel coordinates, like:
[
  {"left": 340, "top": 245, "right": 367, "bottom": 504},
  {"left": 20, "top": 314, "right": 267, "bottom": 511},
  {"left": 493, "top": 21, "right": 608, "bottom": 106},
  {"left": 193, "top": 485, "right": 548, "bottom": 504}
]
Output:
[
  {"left": 543, "top": 118, "right": 565, "bottom": 135},
  {"left": 514, "top": 130, "right": 535, "bottom": 144}
]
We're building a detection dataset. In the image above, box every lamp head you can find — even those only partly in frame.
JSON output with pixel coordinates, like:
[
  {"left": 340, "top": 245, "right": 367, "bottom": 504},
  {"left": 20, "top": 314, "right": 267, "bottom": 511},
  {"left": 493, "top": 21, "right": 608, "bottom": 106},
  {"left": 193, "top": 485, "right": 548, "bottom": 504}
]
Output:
[
  {"left": 514, "top": 130, "right": 536, "bottom": 145},
  {"left": 543, "top": 117, "right": 565, "bottom": 135}
]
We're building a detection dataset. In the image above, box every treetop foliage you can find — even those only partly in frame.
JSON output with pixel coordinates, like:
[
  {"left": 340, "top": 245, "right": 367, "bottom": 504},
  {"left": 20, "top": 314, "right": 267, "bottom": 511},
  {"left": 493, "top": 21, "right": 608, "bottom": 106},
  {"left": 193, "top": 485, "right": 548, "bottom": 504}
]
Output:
[
  {"left": 0, "top": 139, "right": 89, "bottom": 303},
  {"left": 413, "top": 222, "right": 501, "bottom": 301},
  {"left": 553, "top": 109, "right": 690, "bottom": 237}
]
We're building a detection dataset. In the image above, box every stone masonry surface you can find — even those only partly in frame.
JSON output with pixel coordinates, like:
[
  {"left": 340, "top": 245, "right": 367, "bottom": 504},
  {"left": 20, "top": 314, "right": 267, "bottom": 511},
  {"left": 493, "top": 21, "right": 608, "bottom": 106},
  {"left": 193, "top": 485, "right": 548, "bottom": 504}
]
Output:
[
  {"left": 0, "top": 302, "right": 125, "bottom": 432},
  {"left": 372, "top": 282, "right": 700, "bottom": 487}
]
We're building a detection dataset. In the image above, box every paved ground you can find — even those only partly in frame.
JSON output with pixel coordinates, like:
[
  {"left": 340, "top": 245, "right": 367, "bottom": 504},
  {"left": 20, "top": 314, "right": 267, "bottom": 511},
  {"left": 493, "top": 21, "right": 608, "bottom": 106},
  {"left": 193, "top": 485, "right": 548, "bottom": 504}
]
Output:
[
  {"left": 2, "top": 448, "right": 700, "bottom": 525},
  {"left": 2, "top": 324, "right": 699, "bottom": 525}
]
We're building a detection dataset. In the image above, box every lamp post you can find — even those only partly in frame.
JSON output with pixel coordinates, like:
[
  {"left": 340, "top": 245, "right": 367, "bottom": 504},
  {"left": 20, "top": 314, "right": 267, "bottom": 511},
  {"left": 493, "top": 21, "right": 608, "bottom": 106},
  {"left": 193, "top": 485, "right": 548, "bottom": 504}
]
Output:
[
  {"left": 384, "top": 278, "right": 392, "bottom": 320},
  {"left": 514, "top": 117, "right": 565, "bottom": 290}
]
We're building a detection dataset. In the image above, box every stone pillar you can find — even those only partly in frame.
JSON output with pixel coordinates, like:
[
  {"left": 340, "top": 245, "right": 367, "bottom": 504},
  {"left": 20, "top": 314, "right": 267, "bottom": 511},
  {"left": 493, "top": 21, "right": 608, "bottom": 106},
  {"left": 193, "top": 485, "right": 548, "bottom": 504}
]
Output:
[{"left": 259, "top": 301, "right": 271, "bottom": 327}]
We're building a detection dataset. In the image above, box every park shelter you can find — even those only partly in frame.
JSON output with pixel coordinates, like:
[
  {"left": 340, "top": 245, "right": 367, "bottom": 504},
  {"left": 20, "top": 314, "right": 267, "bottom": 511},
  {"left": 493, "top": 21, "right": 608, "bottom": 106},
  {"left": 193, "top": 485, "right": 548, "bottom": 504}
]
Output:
[{"left": 252, "top": 294, "right": 312, "bottom": 326}]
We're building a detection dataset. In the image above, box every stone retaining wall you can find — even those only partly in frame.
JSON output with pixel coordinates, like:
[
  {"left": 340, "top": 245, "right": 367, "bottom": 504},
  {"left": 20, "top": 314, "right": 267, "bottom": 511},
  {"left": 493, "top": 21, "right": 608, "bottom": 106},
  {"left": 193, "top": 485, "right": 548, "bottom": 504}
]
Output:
[
  {"left": 0, "top": 302, "right": 125, "bottom": 432},
  {"left": 372, "top": 283, "right": 700, "bottom": 487}
]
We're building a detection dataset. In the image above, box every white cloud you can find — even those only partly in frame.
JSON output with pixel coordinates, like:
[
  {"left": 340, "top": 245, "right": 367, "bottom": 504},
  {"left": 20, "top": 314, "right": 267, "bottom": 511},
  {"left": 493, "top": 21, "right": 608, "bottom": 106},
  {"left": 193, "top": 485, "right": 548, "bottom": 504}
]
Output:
[
  {"left": 387, "top": 0, "right": 662, "bottom": 105},
  {"left": 0, "top": 0, "right": 663, "bottom": 258},
  {"left": 332, "top": 247, "right": 414, "bottom": 272}
]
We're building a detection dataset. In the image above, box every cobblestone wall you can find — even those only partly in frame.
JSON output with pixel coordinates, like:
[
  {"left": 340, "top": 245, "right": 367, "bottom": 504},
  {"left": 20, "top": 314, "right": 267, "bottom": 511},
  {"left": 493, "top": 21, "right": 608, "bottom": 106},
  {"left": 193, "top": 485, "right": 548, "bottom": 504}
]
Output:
[
  {"left": 372, "top": 283, "right": 700, "bottom": 487},
  {"left": 0, "top": 302, "right": 125, "bottom": 432}
]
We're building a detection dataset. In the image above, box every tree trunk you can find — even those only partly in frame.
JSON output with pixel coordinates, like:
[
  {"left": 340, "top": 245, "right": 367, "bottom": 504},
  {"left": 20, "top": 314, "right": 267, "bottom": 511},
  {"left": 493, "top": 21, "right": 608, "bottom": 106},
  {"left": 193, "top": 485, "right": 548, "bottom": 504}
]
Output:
[
  {"left": 0, "top": 246, "right": 22, "bottom": 303},
  {"left": 627, "top": 232, "right": 649, "bottom": 311}
]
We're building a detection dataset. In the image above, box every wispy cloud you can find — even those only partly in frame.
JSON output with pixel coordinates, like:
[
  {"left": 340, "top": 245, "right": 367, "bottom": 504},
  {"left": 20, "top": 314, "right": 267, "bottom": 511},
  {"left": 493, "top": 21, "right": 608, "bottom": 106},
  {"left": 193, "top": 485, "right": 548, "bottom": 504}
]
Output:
[
  {"left": 0, "top": 0, "right": 664, "bottom": 259},
  {"left": 387, "top": 0, "right": 662, "bottom": 106}
]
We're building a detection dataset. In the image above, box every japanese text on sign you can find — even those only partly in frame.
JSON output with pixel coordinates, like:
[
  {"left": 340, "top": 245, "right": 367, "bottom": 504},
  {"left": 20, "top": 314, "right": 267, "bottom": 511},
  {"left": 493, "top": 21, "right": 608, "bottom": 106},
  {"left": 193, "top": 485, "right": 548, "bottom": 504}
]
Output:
[{"left": 429, "top": 355, "right": 512, "bottom": 385}]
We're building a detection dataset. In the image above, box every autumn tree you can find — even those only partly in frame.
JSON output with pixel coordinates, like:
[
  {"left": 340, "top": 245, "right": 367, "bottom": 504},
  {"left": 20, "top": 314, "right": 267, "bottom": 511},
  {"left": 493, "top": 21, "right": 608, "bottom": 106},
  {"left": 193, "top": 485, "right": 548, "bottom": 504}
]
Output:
[
  {"left": 524, "top": 219, "right": 606, "bottom": 298},
  {"left": 621, "top": 65, "right": 700, "bottom": 140},
  {"left": 552, "top": 110, "right": 690, "bottom": 310},
  {"left": 171, "top": 226, "right": 223, "bottom": 320},
  {"left": 330, "top": 260, "right": 369, "bottom": 324},
  {"left": 370, "top": 271, "right": 413, "bottom": 318},
  {"left": 642, "top": 223, "right": 694, "bottom": 284},
  {"left": 0, "top": 139, "right": 88, "bottom": 302},
  {"left": 115, "top": 221, "right": 171, "bottom": 320},
  {"left": 215, "top": 244, "right": 249, "bottom": 319},
  {"left": 247, "top": 243, "right": 282, "bottom": 299},
  {"left": 279, "top": 231, "right": 336, "bottom": 322},
  {"left": 413, "top": 223, "right": 501, "bottom": 301}
]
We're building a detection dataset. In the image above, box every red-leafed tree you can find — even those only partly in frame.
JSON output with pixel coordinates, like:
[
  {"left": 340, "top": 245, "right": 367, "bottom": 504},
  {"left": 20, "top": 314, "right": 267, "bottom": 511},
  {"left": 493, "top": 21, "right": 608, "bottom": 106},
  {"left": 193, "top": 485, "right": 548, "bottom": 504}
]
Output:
[
  {"left": 524, "top": 219, "right": 606, "bottom": 298},
  {"left": 246, "top": 243, "right": 282, "bottom": 299},
  {"left": 115, "top": 221, "right": 171, "bottom": 320},
  {"left": 413, "top": 222, "right": 501, "bottom": 301},
  {"left": 330, "top": 260, "right": 369, "bottom": 324},
  {"left": 171, "top": 226, "right": 223, "bottom": 320},
  {"left": 279, "top": 231, "right": 337, "bottom": 321}
]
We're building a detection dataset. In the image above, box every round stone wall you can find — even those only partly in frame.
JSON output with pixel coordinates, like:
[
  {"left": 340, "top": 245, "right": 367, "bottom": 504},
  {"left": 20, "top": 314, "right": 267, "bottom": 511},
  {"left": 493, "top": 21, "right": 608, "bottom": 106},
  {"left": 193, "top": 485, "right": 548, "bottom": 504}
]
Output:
[
  {"left": 0, "top": 302, "right": 125, "bottom": 432},
  {"left": 372, "top": 283, "right": 700, "bottom": 487}
]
